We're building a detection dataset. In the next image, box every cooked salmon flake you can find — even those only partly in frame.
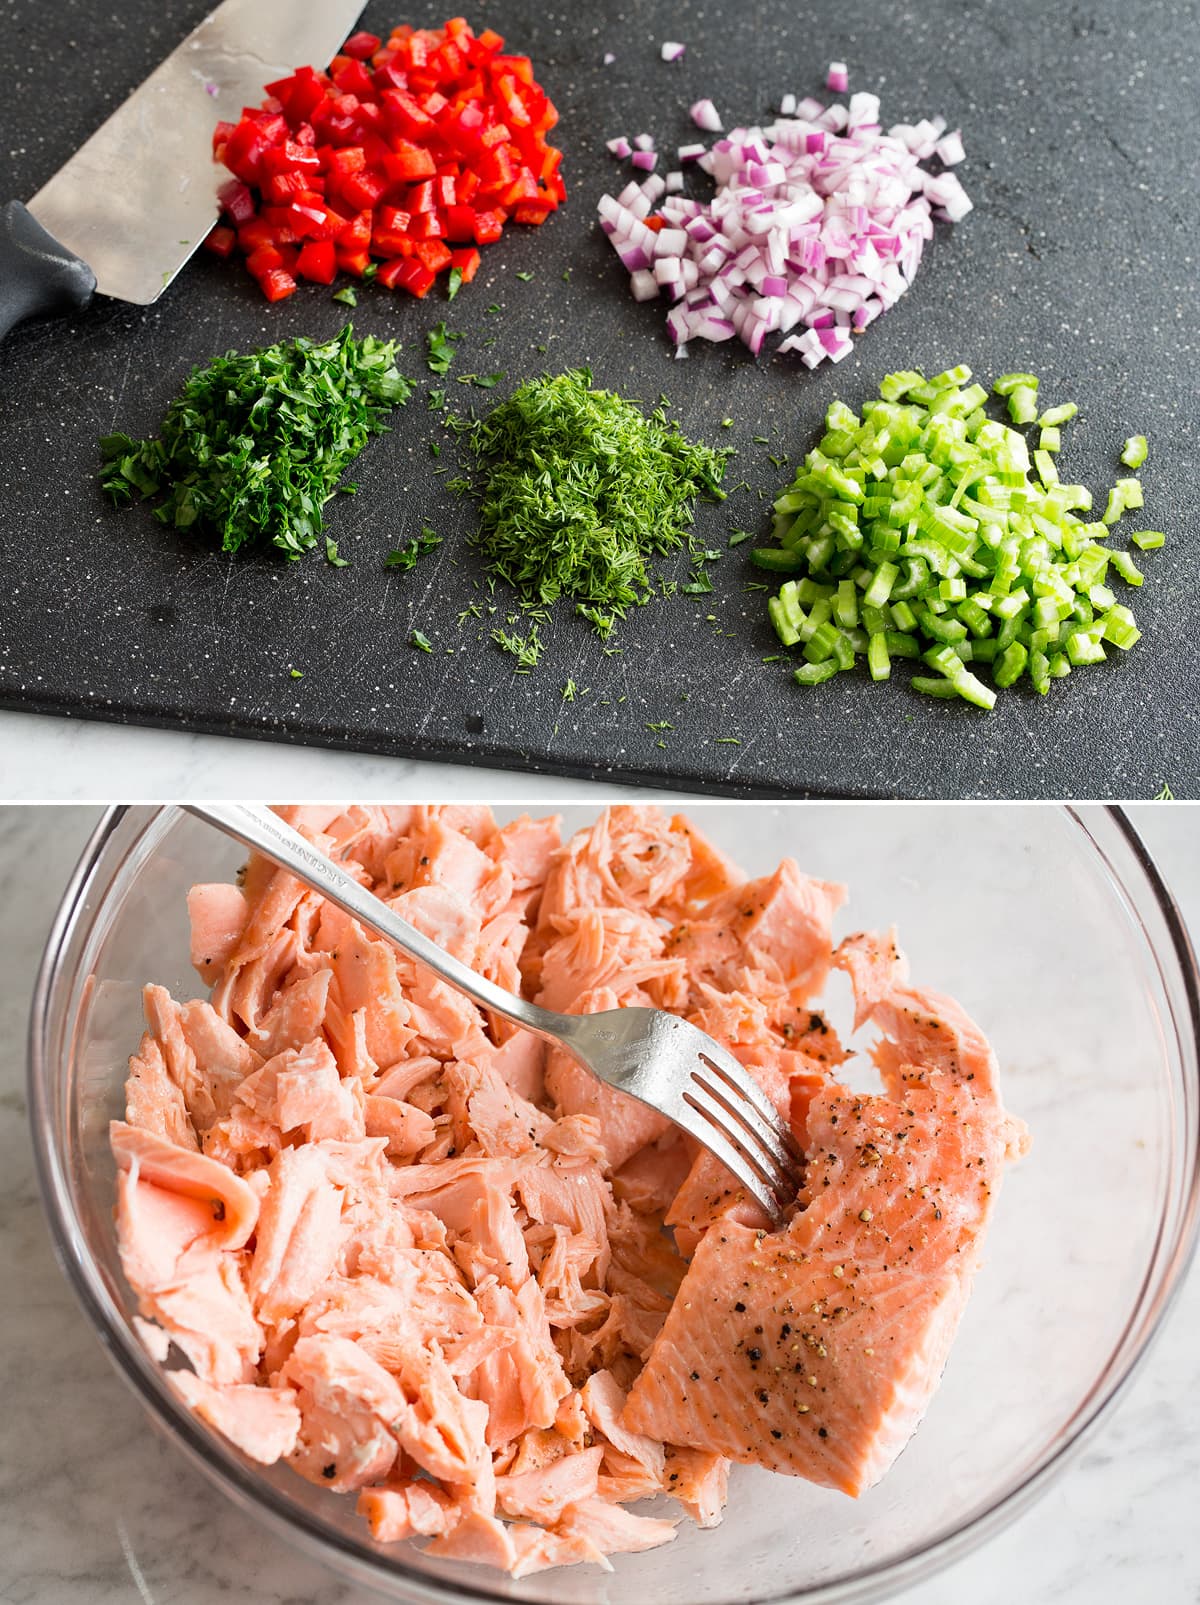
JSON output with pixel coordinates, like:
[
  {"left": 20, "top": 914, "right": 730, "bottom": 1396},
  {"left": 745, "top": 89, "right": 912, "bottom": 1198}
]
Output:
[{"left": 111, "top": 804, "right": 1027, "bottom": 1573}]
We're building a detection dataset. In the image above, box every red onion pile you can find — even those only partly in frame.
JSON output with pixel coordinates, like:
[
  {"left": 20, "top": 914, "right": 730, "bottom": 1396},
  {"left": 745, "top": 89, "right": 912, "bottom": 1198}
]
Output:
[{"left": 598, "top": 73, "right": 970, "bottom": 368}]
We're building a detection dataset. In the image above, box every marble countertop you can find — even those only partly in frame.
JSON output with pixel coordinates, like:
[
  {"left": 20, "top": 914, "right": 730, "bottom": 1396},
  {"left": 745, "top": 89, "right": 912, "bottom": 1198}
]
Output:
[
  {"left": 1, "top": 803, "right": 1197, "bottom": 1605},
  {"left": 0, "top": 710, "right": 670, "bottom": 803}
]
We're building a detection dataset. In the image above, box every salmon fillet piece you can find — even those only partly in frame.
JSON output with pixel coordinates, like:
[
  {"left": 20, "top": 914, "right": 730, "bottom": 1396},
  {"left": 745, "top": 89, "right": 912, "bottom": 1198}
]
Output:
[
  {"left": 114, "top": 808, "right": 1024, "bottom": 1578},
  {"left": 622, "top": 960, "right": 1026, "bottom": 1496}
]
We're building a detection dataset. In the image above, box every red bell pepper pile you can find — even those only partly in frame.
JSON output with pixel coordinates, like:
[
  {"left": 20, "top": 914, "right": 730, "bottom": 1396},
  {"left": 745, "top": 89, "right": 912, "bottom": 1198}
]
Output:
[{"left": 203, "top": 18, "right": 565, "bottom": 303}]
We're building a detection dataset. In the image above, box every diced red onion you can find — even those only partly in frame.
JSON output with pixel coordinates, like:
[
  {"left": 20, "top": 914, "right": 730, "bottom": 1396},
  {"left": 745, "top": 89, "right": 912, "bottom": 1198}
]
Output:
[
  {"left": 935, "top": 129, "right": 966, "bottom": 166},
  {"left": 606, "top": 136, "right": 632, "bottom": 159},
  {"left": 634, "top": 133, "right": 655, "bottom": 152},
  {"left": 661, "top": 41, "right": 686, "bottom": 62},
  {"left": 690, "top": 98, "right": 723, "bottom": 132},
  {"left": 826, "top": 62, "right": 849, "bottom": 93},
  {"left": 598, "top": 66, "right": 971, "bottom": 370}
]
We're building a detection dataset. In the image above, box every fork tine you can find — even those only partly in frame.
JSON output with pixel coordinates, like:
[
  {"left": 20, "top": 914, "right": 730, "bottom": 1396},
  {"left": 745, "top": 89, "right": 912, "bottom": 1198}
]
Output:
[
  {"left": 683, "top": 1078, "right": 796, "bottom": 1210},
  {"left": 695, "top": 1043, "right": 806, "bottom": 1167},
  {"left": 692, "top": 1056, "right": 799, "bottom": 1180},
  {"left": 673, "top": 1094, "right": 785, "bottom": 1222},
  {"left": 689, "top": 1065, "right": 802, "bottom": 1206}
]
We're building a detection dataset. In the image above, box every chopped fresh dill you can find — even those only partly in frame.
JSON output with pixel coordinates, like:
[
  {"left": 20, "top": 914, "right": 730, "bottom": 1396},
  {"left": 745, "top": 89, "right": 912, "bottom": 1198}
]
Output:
[
  {"left": 492, "top": 621, "right": 544, "bottom": 668},
  {"left": 455, "top": 367, "right": 730, "bottom": 644}
]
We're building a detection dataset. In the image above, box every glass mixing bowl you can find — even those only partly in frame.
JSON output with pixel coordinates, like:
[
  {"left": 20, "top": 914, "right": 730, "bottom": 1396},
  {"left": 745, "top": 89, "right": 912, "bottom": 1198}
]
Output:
[{"left": 27, "top": 804, "right": 1200, "bottom": 1605}]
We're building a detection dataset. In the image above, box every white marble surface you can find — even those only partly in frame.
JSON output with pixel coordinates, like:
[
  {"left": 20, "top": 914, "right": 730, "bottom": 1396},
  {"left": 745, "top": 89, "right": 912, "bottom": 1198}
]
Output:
[
  {"left": 0, "top": 803, "right": 1197, "bottom": 1605},
  {"left": 0, "top": 709, "right": 672, "bottom": 802}
]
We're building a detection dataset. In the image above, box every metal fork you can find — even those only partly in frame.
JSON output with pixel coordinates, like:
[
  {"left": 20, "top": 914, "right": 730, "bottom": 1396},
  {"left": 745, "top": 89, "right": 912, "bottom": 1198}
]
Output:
[{"left": 184, "top": 803, "right": 803, "bottom": 1223}]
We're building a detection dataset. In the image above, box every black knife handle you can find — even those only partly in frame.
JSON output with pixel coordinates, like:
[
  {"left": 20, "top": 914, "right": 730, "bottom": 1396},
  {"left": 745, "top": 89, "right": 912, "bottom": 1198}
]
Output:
[{"left": 0, "top": 200, "right": 96, "bottom": 342}]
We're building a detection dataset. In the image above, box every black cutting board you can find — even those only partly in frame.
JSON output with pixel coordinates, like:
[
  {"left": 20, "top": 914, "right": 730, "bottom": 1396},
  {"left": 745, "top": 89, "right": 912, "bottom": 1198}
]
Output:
[{"left": 1, "top": 0, "right": 1197, "bottom": 798}]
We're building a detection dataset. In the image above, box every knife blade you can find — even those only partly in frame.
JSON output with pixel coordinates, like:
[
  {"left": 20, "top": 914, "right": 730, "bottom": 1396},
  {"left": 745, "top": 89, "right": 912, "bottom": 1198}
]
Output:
[{"left": 1, "top": 0, "right": 365, "bottom": 337}]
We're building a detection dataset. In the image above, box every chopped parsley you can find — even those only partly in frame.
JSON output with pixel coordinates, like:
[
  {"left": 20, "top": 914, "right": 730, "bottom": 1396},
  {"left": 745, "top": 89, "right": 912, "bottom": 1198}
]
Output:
[
  {"left": 385, "top": 526, "right": 442, "bottom": 572},
  {"left": 99, "top": 325, "right": 411, "bottom": 559},
  {"left": 426, "top": 322, "right": 463, "bottom": 375},
  {"left": 410, "top": 630, "right": 434, "bottom": 652},
  {"left": 332, "top": 286, "right": 357, "bottom": 307},
  {"left": 447, "top": 266, "right": 464, "bottom": 301},
  {"left": 515, "top": 270, "right": 534, "bottom": 281}
]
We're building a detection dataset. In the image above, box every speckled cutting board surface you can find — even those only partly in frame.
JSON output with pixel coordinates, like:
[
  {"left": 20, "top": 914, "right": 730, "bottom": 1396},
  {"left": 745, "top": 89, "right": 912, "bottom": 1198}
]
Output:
[{"left": 1, "top": 0, "right": 1196, "bottom": 797}]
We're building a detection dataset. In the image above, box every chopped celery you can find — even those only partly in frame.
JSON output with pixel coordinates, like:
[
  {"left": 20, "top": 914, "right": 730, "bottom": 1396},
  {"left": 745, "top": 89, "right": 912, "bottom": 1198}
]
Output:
[
  {"left": 761, "top": 367, "right": 1160, "bottom": 708},
  {"left": 1121, "top": 435, "right": 1148, "bottom": 469}
]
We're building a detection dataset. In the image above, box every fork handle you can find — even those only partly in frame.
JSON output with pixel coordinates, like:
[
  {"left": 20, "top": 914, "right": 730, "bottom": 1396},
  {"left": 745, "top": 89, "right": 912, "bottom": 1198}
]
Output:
[{"left": 182, "top": 804, "right": 564, "bottom": 1038}]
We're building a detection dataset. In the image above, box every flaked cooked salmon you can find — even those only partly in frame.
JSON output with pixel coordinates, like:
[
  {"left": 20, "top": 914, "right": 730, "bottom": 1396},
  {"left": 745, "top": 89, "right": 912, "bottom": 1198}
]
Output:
[{"left": 111, "top": 806, "right": 1025, "bottom": 1575}]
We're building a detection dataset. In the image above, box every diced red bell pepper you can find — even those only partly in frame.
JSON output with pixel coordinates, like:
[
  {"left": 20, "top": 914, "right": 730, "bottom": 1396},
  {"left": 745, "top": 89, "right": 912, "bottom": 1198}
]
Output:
[
  {"left": 326, "top": 145, "right": 367, "bottom": 180},
  {"left": 472, "top": 208, "right": 505, "bottom": 245},
  {"left": 223, "top": 118, "right": 269, "bottom": 183},
  {"left": 387, "top": 258, "right": 437, "bottom": 296},
  {"left": 332, "top": 58, "right": 376, "bottom": 99},
  {"left": 405, "top": 179, "right": 437, "bottom": 214},
  {"left": 513, "top": 202, "right": 553, "bottom": 226},
  {"left": 383, "top": 141, "right": 437, "bottom": 183},
  {"left": 338, "top": 168, "right": 389, "bottom": 210},
  {"left": 381, "top": 88, "right": 435, "bottom": 138},
  {"left": 335, "top": 246, "right": 372, "bottom": 276},
  {"left": 218, "top": 178, "right": 257, "bottom": 225},
  {"left": 373, "top": 59, "right": 410, "bottom": 93},
  {"left": 448, "top": 245, "right": 481, "bottom": 283},
  {"left": 262, "top": 170, "right": 315, "bottom": 204},
  {"left": 341, "top": 30, "right": 382, "bottom": 61},
  {"left": 296, "top": 239, "right": 337, "bottom": 283},
  {"left": 245, "top": 243, "right": 286, "bottom": 277},
  {"left": 336, "top": 210, "right": 373, "bottom": 249},
  {"left": 414, "top": 238, "right": 453, "bottom": 273},
  {"left": 442, "top": 204, "right": 478, "bottom": 242},
  {"left": 203, "top": 224, "right": 238, "bottom": 259},
  {"left": 258, "top": 267, "right": 298, "bottom": 302},
  {"left": 237, "top": 217, "right": 281, "bottom": 253},
  {"left": 211, "top": 15, "right": 566, "bottom": 302}
]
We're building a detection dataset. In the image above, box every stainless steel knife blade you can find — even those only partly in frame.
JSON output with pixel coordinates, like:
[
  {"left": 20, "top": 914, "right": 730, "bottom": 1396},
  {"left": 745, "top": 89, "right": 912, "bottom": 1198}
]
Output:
[{"left": 25, "top": 0, "right": 366, "bottom": 305}]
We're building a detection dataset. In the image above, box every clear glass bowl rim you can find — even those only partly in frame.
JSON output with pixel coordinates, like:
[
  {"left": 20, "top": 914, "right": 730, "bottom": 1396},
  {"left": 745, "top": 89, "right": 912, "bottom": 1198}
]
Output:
[{"left": 25, "top": 803, "right": 1200, "bottom": 1605}]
